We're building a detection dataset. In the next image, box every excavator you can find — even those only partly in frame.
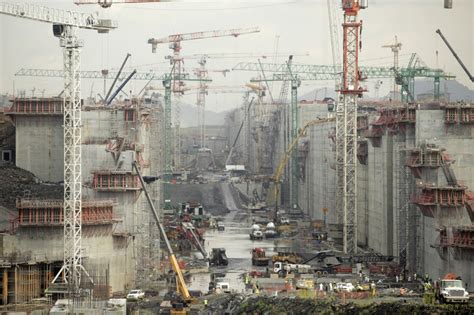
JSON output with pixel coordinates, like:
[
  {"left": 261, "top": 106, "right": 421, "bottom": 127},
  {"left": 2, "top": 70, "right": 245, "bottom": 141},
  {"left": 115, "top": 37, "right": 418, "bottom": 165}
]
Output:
[
  {"left": 272, "top": 118, "right": 335, "bottom": 223},
  {"left": 132, "top": 161, "right": 193, "bottom": 315}
]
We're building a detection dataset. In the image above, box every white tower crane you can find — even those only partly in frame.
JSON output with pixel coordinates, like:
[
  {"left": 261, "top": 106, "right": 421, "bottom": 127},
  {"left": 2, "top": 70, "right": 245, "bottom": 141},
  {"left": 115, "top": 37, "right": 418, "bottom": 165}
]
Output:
[{"left": 0, "top": 2, "right": 117, "bottom": 296}]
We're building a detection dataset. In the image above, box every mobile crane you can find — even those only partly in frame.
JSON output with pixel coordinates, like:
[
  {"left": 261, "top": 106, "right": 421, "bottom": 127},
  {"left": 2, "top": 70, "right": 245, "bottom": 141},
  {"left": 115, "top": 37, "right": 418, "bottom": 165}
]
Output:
[
  {"left": 132, "top": 161, "right": 192, "bottom": 314},
  {"left": 272, "top": 118, "right": 335, "bottom": 222}
]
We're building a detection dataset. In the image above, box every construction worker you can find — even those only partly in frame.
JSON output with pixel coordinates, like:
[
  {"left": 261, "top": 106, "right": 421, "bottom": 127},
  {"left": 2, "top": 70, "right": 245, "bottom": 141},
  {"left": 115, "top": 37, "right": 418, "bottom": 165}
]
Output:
[
  {"left": 423, "top": 282, "right": 434, "bottom": 304},
  {"left": 203, "top": 299, "right": 208, "bottom": 308},
  {"left": 370, "top": 282, "right": 376, "bottom": 297}
]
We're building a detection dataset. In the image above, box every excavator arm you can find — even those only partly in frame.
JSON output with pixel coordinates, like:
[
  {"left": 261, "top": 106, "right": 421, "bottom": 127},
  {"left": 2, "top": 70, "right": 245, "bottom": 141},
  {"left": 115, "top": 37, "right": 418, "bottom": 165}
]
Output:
[{"left": 132, "top": 161, "right": 192, "bottom": 302}]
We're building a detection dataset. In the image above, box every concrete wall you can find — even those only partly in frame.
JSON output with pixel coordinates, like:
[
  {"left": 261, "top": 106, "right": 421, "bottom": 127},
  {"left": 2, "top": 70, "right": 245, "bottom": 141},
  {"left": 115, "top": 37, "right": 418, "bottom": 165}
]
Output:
[
  {"left": 10, "top": 103, "right": 163, "bottom": 294},
  {"left": 416, "top": 108, "right": 474, "bottom": 285},
  {"left": 15, "top": 116, "right": 63, "bottom": 182}
]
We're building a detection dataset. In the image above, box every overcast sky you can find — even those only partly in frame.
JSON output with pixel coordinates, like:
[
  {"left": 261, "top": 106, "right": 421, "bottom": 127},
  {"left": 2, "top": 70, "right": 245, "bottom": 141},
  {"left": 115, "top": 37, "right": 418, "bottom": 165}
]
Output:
[{"left": 0, "top": 0, "right": 472, "bottom": 111}]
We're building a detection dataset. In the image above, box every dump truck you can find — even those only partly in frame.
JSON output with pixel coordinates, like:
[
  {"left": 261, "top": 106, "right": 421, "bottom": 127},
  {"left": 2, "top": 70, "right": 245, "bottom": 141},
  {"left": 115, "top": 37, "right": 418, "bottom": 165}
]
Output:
[
  {"left": 251, "top": 248, "right": 270, "bottom": 266},
  {"left": 209, "top": 248, "right": 228, "bottom": 266},
  {"left": 435, "top": 273, "right": 470, "bottom": 304}
]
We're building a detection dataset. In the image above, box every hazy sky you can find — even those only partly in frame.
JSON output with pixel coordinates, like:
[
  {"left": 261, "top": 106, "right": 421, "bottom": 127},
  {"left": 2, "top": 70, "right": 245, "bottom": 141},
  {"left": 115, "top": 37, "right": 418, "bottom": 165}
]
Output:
[{"left": 0, "top": 0, "right": 472, "bottom": 111}]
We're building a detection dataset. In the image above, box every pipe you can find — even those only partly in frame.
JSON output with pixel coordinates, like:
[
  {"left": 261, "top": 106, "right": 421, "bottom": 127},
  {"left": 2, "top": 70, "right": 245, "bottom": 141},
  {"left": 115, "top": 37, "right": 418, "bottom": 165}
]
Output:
[
  {"left": 107, "top": 70, "right": 136, "bottom": 105},
  {"left": 105, "top": 53, "right": 131, "bottom": 102},
  {"left": 436, "top": 29, "right": 473, "bottom": 82}
]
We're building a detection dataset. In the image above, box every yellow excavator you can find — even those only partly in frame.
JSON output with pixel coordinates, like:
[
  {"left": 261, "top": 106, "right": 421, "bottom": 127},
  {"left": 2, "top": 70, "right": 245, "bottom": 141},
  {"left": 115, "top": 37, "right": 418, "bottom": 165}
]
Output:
[
  {"left": 133, "top": 161, "right": 192, "bottom": 315},
  {"left": 272, "top": 117, "right": 335, "bottom": 223}
]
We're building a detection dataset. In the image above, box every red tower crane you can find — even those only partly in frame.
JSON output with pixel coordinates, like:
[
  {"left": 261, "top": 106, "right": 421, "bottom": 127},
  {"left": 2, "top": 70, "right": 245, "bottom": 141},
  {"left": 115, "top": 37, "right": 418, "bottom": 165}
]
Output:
[{"left": 336, "top": 0, "right": 367, "bottom": 255}]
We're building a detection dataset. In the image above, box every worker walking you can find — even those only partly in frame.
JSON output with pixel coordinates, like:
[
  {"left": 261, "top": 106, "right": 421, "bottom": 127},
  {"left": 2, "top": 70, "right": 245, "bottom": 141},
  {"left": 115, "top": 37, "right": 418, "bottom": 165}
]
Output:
[
  {"left": 370, "top": 282, "right": 376, "bottom": 297},
  {"left": 203, "top": 299, "right": 208, "bottom": 308}
]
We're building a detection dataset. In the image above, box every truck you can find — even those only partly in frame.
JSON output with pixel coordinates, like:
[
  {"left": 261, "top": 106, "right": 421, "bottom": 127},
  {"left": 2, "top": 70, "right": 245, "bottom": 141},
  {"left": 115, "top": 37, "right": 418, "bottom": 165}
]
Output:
[
  {"left": 250, "top": 230, "right": 263, "bottom": 240},
  {"left": 273, "top": 261, "right": 311, "bottom": 276},
  {"left": 251, "top": 248, "right": 270, "bottom": 266},
  {"left": 208, "top": 272, "right": 226, "bottom": 292},
  {"left": 209, "top": 248, "right": 228, "bottom": 266},
  {"left": 271, "top": 252, "right": 302, "bottom": 264},
  {"left": 435, "top": 274, "right": 470, "bottom": 304}
]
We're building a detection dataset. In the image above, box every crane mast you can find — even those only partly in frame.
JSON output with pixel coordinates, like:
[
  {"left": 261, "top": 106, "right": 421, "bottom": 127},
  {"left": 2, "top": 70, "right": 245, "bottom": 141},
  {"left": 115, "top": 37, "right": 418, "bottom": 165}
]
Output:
[
  {"left": 0, "top": 1, "right": 117, "bottom": 297},
  {"left": 339, "top": 0, "right": 366, "bottom": 254}
]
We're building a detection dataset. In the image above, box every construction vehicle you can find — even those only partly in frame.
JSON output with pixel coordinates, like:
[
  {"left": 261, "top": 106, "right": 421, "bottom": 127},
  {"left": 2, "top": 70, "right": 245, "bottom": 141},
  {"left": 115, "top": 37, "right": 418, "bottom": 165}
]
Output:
[
  {"left": 209, "top": 248, "right": 228, "bottom": 266},
  {"left": 264, "top": 222, "right": 278, "bottom": 238},
  {"left": 434, "top": 273, "right": 469, "bottom": 304},
  {"left": 272, "top": 118, "right": 335, "bottom": 222},
  {"left": 272, "top": 252, "right": 303, "bottom": 264},
  {"left": 250, "top": 230, "right": 263, "bottom": 241},
  {"left": 251, "top": 248, "right": 270, "bottom": 266},
  {"left": 132, "top": 162, "right": 193, "bottom": 314},
  {"left": 208, "top": 272, "right": 227, "bottom": 292},
  {"left": 273, "top": 261, "right": 311, "bottom": 276}
]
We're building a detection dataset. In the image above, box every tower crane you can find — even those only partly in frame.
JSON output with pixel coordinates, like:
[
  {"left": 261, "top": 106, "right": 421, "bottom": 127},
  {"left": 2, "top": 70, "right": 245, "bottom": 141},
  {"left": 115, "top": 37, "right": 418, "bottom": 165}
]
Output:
[
  {"left": 382, "top": 36, "right": 402, "bottom": 99},
  {"left": 147, "top": 27, "right": 260, "bottom": 169},
  {"left": 339, "top": 0, "right": 367, "bottom": 254},
  {"left": 0, "top": 2, "right": 117, "bottom": 296}
]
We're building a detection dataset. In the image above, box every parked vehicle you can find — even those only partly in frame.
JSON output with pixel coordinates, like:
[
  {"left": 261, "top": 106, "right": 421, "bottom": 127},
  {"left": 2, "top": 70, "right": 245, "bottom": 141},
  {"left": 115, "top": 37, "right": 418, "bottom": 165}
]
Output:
[
  {"left": 271, "top": 252, "right": 302, "bottom": 264},
  {"left": 209, "top": 248, "right": 228, "bottom": 266},
  {"left": 279, "top": 217, "right": 290, "bottom": 225},
  {"left": 126, "top": 289, "right": 145, "bottom": 301},
  {"left": 264, "top": 229, "right": 278, "bottom": 238},
  {"left": 208, "top": 272, "right": 227, "bottom": 292},
  {"left": 250, "top": 230, "right": 263, "bottom": 240},
  {"left": 251, "top": 248, "right": 270, "bottom": 266},
  {"left": 435, "top": 274, "right": 469, "bottom": 304},
  {"left": 215, "top": 281, "right": 231, "bottom": 293},
  {"left": 217, "top": 221, "right": 225, "bottom": 231},
  {"left": 296, "top": 279, "right": 315, "bottom": 290},
  {"left": 335, "top": 282, "right": 354, "bottom": 292},
  {"left": 273, "top": 261, "right": 311, "bottom": 276}
]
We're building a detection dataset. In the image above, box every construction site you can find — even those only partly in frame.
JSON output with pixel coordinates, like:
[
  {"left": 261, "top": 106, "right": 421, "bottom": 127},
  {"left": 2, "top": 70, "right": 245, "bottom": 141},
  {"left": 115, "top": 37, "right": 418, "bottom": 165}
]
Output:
[{"left": 0, "top": 0, "right": 473, "bottom": 314}]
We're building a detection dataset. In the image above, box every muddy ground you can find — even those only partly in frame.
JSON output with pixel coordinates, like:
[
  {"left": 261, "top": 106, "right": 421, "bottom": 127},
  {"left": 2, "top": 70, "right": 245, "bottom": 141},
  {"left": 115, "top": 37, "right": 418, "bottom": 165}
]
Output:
[{"left": 202, "top": 294, "right": 474, "bottom": 315}]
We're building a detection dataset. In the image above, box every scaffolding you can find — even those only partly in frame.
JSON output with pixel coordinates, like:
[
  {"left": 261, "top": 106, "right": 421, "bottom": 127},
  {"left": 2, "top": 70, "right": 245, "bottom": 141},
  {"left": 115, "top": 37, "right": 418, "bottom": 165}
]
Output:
[
  {"left": 15, "top": 199, "right": 117, "bottom": 227},
  {"left": 412, "top": 186, "right": 466, "bottom": 217},
  {"left": 0, "top": 262, "right": 58, "bottom": 305},
  {"left": 364, "top": 105, "right": 417, "bottom": 147},
  {"left": 92, "top": 171, "right": 141, "bottom": 191},
  {"left": 442, "top": 103, "right": 474, "bottom": 124},
  {"left": 6, "top": 97, "right": 64, "bottom": 115}
]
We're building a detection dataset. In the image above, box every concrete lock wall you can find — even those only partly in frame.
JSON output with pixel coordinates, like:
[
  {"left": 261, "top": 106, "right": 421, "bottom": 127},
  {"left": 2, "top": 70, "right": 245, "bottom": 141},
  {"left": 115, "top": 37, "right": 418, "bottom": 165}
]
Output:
[
  {"left": 10, "top": 104, "right": 163, "bottom": 294},
  {"left": 15, "top": 116, "right": 63, "bottom": 182},
  {"left": 416, "top": 109, "right": 474, "bottom": 286}
]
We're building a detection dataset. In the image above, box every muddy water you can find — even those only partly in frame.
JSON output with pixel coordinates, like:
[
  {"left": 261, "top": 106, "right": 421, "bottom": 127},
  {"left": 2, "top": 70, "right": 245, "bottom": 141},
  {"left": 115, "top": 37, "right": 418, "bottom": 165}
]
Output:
[{"left": 188, "top": 207, "right": 276, "bottom": 294}]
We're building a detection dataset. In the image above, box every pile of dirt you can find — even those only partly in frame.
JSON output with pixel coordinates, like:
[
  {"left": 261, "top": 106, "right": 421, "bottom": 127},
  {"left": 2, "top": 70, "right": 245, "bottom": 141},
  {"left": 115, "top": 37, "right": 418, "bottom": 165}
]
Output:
[{"left": 0, "top": 164, "right": 63, "bottom": 210}]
